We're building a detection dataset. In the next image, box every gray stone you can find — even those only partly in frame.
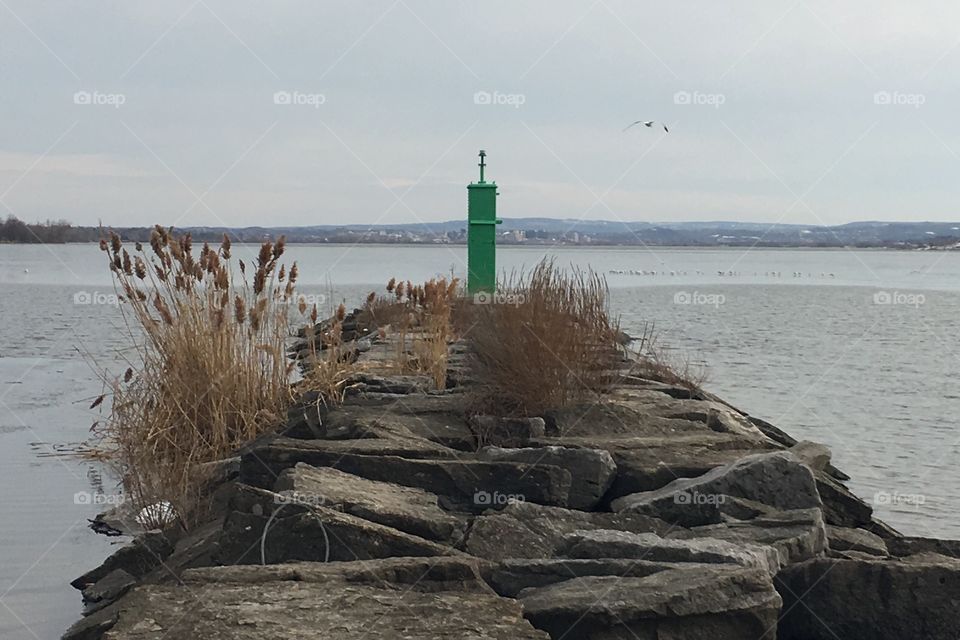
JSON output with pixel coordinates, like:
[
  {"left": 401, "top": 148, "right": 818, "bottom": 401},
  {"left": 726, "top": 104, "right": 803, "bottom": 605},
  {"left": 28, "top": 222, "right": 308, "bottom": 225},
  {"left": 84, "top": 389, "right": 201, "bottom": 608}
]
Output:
[
  {"left": 776, "top": 558, "right": 960, "bottom": 640},
  {"left": 561, "top": 529, "right": 780, "bottom": 576},
  {"left": 273, "top": 463, "right": 463, "bottom": 542},
  {"left": 470, "top": 415, "right": 546, "bottom": 447},
  {"left": 670, "top": 507, "right": 827, "bottom": 568},
  {"left": 790, "top": 440, "right": 832, "bottom": 472},
  {"left": 826, "top": 525, "right": 888, "bottom": 557},
  {"left": 477, "top": 445, "right": 616, "bottom": 510},
  {"left": 70, "top": 530, "right": 174, "bottom": 590},
  {"left": 612, "top": 451, "right": 821, "bottom": 524},
  {"left": 463, "top": 501, "right": 671, "bottom": 562},
  {"left": 483, "top": 558, "right": 685, "bottom": 598},
  {"left": 73, "top": 558, "right": 549, "bottom": 639},
  {"left": 814, "top": 470, "right": 874, "bottom": 528},
  {"left": 215, "top": 485, "right": 460, "bottom": 564},
  {"left": 241, "top": 440, "right": 571, "bottom": 511},
  {"left": 80, "top": 569, "right": 136, "bottom": 614},
  {"left": 520, "top": 567, "right": 781, "bottom": 639}
]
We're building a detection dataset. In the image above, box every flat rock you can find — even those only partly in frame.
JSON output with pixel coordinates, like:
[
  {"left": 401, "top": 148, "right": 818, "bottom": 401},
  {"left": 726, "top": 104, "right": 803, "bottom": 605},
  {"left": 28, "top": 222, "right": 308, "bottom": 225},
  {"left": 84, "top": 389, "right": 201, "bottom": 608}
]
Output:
[
  {"left": 483, "top": 558, "right": 690, "bottom": 598},
  {"left": 826, "top": 525, "right": 888, "bottom": 557},
  {"left": 789, "top": 440, "right": 832, "bottom": 472},
  {"left": 669, "top": 507, "right": 827, "bottom": 568},
  {"left": 241, "top": 439, "right": 571, "bottom": 511},
  {"left": 477, "top": 445, "right": 616, "bottom": 510},
  {"left": 814, "top": 470, "right": 873, "bottom": 528},
  {"left": 520, "top": 567, "right": 781, "bottom": 639},
  {"left": 463, "top": 501, "right": 672, "bottom": 562},
  {"left": 274, "top": 463, "right": 463, "bottom": 542},
  {"left": 776, "top": 557, "right": 960, "bottom": 640},
  {"left": 72, "top": 558, "right": 548, "bottom": 640},
  {"left": 612, "top": 451, "right": 821, "bottom": 524},
  {"left": 81, "top": 569, "right": 136, "bottom": 614},
  {"left": 562, "top": 529, "right": 780, "bottom": 576},
  {"left": 215, "top": 485, "right": 459, "bottom": 564},
  {"left": 71, "top": 530, "right": 174, "bottom": 590}
]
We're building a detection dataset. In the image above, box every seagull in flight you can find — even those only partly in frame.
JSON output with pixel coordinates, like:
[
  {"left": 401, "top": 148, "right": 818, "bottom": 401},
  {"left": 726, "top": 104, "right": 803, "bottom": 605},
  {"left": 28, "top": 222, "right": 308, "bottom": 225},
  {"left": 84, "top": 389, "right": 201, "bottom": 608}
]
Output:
[{"left": 624, "top": 120, "right": 669, "bottom": 133}]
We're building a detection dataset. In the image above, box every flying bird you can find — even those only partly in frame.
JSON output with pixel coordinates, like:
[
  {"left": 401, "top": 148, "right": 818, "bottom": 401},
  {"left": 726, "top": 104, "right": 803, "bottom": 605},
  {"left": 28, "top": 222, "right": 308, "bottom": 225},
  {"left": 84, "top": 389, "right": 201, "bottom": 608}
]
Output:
[{"left": 624, "top": 120, "right": 669, "bottom": 133}]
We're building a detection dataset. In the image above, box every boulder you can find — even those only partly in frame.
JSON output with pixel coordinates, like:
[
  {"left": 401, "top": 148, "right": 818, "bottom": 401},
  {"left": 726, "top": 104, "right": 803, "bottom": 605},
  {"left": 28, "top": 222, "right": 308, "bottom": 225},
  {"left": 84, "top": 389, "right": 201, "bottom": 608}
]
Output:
[
  {"left": 240, "top": 440, "right": 571, "bottom": 511},
  {"left": 561, "top": 529, "right": 780, "bottom": 576},
  {"left": 814, "top": 470, "right": 873, "bottom": 528},
  {"left": 470, "top": 415, "right": 546, "bottom": 448},
  {"left": 80, "top": 569, "right": 136, "bottom": 614},
  {"left": 70, "top": 530, "right": 174, "bottom": 590},
  {"left": 483, "top": 558, "right": 686, "bottom": 598},
  {"left": 477, "top": 445, "right": 616, "bottom": 510},
  {"left": 776, "top": 557, "right": 960, "bottom": 640},
  {"left": 463, "top": 501, "right": 672, "bottom": 562},
  {"left": 215, "top": 485, "right": 460, "bottom": 564},
  {"left": 612, "top": 451, "right": 821, "bottom": 524},
  {"left": 670, "top": 507, "right": 827, "bottom": 568},
  {"left": 826, "top": 525, "right": 888, "bottom": 557},
  {"left": 273, "top": 463, "right": 463, "bottom": 542},
  {"left": 68, "top": 557, "right": 549, "bottom": 640},
  {"left": 520, "top": 567, "right": 781, "bottom": 639},
  {"left": 789, "top": 440, "right": 832, "bottom": 472}
]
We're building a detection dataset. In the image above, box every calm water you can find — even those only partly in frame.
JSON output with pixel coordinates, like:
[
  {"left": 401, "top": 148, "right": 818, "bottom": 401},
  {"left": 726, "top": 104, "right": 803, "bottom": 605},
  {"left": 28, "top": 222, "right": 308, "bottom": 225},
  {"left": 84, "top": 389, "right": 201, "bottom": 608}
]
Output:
[{"left": 1, "top": 243, "right": 959, "bottom": 638}]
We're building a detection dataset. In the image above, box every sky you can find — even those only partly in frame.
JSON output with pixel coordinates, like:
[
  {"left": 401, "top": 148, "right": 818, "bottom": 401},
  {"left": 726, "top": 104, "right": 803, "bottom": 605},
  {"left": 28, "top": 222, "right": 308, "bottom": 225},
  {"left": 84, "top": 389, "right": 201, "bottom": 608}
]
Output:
[{"left": 1, "top": 1, "right": 959, "bottom": 228}]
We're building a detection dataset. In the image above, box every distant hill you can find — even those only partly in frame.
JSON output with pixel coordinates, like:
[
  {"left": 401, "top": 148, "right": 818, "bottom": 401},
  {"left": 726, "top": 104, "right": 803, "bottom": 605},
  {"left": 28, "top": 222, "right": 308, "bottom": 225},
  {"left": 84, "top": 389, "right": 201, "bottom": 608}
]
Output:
[{"left": 4, "top": 215, "right": 960, "bottom": 248}]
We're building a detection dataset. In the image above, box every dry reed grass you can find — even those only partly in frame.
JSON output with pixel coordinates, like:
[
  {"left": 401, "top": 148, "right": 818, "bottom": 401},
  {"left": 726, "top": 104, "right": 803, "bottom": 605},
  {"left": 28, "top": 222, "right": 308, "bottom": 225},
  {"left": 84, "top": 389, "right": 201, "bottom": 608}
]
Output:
[
  {"left": 91, "top": 228, "right": 306, "bottom": 529},
  {"left": 466, "top": 259, "right": 623, "bottom": 416}
]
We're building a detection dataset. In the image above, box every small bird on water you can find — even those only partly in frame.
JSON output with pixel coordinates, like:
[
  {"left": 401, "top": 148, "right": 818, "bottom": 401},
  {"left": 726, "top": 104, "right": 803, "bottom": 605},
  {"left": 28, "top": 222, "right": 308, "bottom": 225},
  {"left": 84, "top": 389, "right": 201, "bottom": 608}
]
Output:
[{"left": 624, "top": 120, "right": 669, "bottom": 133}]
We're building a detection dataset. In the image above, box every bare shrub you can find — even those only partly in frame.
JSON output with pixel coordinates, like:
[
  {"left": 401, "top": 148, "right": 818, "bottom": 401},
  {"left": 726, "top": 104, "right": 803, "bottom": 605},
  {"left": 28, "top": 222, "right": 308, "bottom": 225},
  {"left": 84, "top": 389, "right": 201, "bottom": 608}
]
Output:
[{"left": 466, "top": 259, "right": 623, "bottom": 416}]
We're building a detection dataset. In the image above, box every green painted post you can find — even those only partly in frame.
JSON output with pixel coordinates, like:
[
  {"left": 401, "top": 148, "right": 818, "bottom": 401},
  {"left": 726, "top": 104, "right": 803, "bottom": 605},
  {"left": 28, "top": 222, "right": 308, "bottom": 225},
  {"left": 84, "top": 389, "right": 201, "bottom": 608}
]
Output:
[{"left": 467, "top": 150, "right": 501, "bottom": 295}]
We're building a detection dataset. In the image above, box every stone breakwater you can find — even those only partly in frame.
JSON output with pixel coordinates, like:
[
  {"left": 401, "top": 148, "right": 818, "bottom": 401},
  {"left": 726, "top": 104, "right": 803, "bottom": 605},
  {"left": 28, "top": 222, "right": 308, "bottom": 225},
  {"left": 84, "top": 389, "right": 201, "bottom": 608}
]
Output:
[{"left": 65, "top": 329, "right": 960, "bottom": 640}]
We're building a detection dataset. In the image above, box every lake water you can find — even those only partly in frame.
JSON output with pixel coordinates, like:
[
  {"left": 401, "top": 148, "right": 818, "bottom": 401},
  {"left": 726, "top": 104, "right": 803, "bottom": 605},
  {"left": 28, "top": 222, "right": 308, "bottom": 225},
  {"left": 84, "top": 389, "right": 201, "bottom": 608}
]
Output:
[{"left": 2, "top": 243, "right": 959, "bottom": 638}]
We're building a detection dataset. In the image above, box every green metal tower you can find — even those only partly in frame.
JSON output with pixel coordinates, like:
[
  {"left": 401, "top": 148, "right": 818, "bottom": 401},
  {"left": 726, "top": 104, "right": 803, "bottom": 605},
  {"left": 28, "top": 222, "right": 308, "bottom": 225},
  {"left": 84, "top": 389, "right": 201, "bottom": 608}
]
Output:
[{"left": 467, "top": 150, "right": 501, "bottom": 295}]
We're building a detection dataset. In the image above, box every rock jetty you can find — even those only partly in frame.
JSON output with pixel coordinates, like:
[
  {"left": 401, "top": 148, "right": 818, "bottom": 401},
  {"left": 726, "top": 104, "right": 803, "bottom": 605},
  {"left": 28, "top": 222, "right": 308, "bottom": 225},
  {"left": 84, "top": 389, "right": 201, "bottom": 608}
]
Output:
[{"left": 65, "top": 316, "right": 960, "bottom": 640}]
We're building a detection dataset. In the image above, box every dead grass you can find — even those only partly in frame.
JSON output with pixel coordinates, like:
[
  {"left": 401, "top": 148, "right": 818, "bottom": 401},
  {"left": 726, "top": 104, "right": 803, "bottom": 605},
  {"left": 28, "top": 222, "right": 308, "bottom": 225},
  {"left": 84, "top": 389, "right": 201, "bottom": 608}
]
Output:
[
  {"left": 465, "top": 259, "right": 624, "bottom": 416},
  {"left": 627, "top": 325, "right": 709, "bottom": 393},
  {"left": 91, "top": 228, "right": 309, "bottom": 529}
]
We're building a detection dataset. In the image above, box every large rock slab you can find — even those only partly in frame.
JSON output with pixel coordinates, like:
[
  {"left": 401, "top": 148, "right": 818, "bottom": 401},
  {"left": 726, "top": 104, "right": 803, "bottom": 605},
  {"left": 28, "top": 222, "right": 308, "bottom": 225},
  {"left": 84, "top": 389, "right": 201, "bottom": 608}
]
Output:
[
  {"left": 562, "top": 529, "right": 780, "bottom": 576},
  {"left": 520, "top": 566, "right": 781, "bottom": 639},
  {"left": 776, "top": 557, "right": 960, "bottom": 640},
  {"left": 611, "top": 451, "right": 821, "bottom": 525},
  {"left": 814, "top": 469, "right": 873, "bottom": 528},
  {"left": 477, "top": 445, "right": 616, "bottom": 510},
  {"left": 66, "top": 557, "right": 548, "bottom": 640},
  {"left": 273, "top": 463, "right": 463, "bottom": 542},
  {"left": 670, "top": 507, "right": 827, "bottom": 568},
  {"left": 463, "top": 501, "right": 671, "bottom": 562},
  {"left": 483, "top": 558, "right": 691, "bottom": 598},
  {"left": 241, "top": 439, "right": 572, "bottom": 511},
  {"left": 215, "top": 485, "right": 459, "bottom": 564},
  {"left": 826, "top": 525, "right": 888, "bottom": 557}
]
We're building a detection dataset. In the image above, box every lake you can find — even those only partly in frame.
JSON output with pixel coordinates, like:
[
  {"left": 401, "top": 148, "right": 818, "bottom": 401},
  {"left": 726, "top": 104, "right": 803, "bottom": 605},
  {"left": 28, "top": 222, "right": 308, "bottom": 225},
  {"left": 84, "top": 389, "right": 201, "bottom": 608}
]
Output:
[{"left": 1, "top": 243, "right": 958, "bottom": 638}]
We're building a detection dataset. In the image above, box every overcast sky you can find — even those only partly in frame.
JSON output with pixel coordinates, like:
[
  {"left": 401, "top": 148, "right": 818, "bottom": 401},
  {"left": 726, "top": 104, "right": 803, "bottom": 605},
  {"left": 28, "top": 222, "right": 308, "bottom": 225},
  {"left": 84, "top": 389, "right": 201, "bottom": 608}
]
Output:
[{"left": 1, "top": 1, "right": 958, "bottom": 228}]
